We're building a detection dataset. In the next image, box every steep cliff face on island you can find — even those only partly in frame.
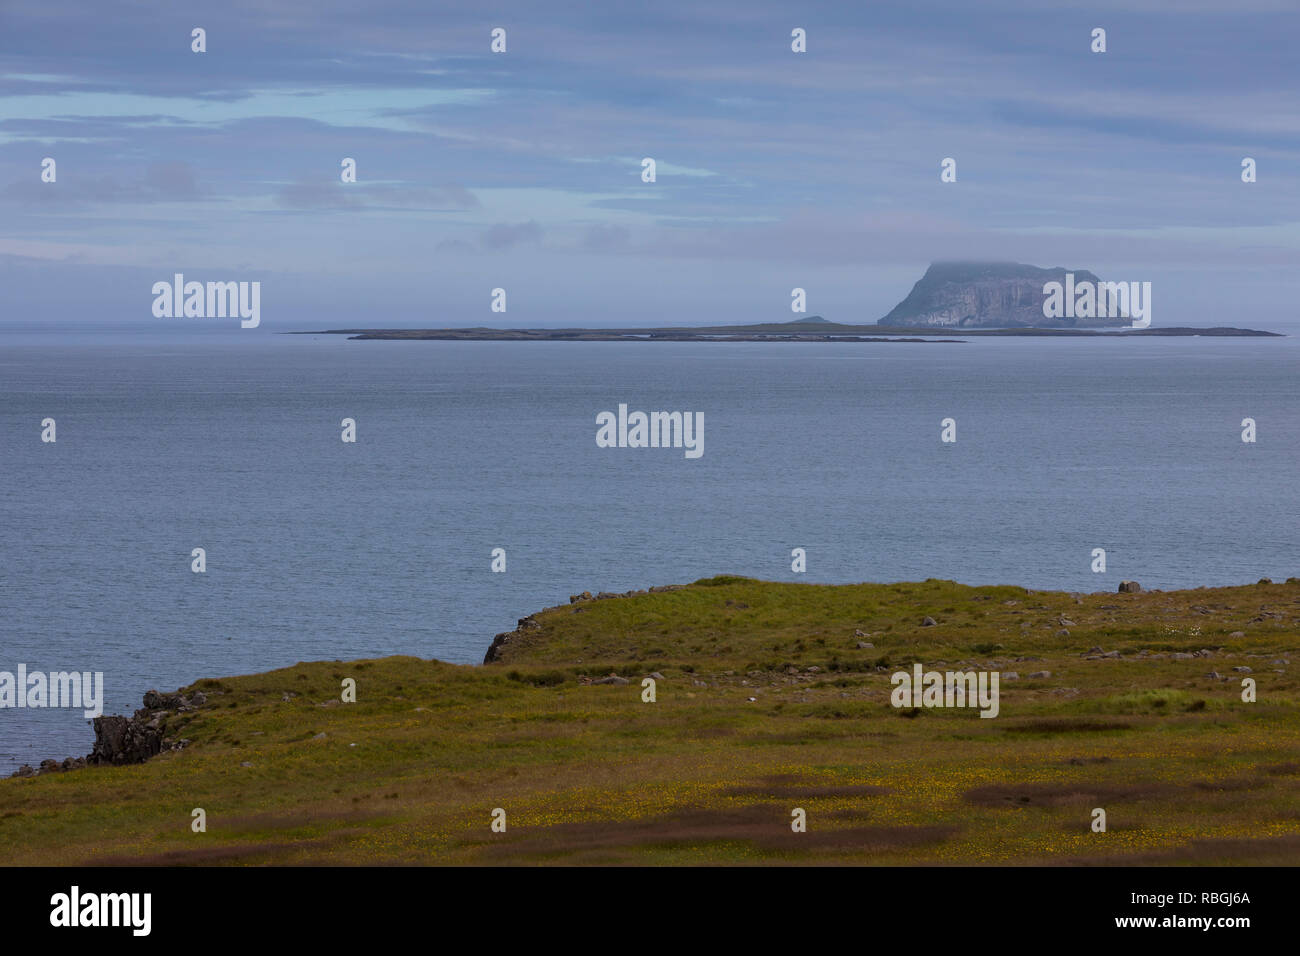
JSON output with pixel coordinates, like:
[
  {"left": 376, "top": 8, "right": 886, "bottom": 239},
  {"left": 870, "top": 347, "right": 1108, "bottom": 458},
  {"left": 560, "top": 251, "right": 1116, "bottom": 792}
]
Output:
[{"left": 879, "top": 262, "right": 1110, "bottom": 329}]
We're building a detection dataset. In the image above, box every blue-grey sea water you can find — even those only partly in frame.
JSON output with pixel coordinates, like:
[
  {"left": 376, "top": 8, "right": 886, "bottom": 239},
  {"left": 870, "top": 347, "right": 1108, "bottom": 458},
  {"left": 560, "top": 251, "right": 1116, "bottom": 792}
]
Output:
[{"left": 2, "top": 330, "right": 1298, "bottom": 771}]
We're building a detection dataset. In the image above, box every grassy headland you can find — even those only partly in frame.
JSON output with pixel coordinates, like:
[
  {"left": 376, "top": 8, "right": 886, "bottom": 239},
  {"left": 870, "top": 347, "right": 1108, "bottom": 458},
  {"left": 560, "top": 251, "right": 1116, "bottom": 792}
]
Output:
[{"left": 2, "top": 577, "right": 1297, "bottom": 865}]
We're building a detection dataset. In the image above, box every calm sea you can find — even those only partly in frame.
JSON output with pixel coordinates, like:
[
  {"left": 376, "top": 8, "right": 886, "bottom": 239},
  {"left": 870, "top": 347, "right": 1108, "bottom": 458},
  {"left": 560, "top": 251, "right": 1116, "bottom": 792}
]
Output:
[{"left": 2, "top": 330, "right": 1297, "bottom": 771}]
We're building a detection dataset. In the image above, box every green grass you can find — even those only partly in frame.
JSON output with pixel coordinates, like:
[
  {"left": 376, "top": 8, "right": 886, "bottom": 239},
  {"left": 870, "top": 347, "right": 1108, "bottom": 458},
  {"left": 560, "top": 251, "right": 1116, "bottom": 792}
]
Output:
[{"left": 2, "top": 577, "right": 1298, "bottom": 865}]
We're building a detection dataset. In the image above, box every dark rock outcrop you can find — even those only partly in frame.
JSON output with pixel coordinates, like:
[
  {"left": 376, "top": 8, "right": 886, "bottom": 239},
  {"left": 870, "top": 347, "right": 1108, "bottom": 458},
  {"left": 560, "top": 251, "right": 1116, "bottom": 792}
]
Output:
[
  {"left": 10, "top": 687, "right": 205, "bottom": 777},
  {"left": 89, "top": 714, "right": 163, "bottom": 765},
  {"left": 879, "top": 262, "right": 1111, "bottom": 329},
  {"left": 484, "top": 615, "right": 542, "bottom": 664}
]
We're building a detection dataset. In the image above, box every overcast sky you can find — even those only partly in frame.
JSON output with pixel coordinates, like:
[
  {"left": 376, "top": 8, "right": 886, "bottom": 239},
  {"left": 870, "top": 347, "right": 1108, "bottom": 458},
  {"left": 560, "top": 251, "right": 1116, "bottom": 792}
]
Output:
[{"left": 2, "top": 0, "right": 1298, "bottom": 330}]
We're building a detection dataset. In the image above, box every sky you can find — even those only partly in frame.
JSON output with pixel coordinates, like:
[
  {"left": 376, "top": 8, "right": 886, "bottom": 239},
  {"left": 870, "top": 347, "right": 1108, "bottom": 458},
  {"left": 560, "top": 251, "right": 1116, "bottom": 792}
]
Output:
[{"left": 1, "top": 0, "right": 1298, "bottom": 331}]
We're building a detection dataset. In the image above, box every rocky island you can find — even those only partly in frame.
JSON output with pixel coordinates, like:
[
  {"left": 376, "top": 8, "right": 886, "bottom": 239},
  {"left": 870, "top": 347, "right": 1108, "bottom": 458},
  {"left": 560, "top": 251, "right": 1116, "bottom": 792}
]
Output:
[{"left": 299, "top": 261, "right": 1279, "bottom": 340}]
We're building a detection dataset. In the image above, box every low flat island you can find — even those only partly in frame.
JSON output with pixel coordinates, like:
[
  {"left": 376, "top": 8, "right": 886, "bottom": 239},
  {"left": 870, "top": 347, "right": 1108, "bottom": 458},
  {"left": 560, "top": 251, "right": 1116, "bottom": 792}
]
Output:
[{"left": 296, "top": 318, "right": 1281, "bottom": 342}]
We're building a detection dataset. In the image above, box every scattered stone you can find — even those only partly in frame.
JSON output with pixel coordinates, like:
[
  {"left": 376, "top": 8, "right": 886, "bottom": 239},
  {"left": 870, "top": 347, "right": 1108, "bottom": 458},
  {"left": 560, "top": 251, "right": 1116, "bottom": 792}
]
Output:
[
  {"left": 1206, "top": 672, "right": 1223, "bottom": 680},
  {"left": 857, "top": 641, "right": 874, "bottom": 649},
  {"left": 647, "top": 671, "right": 665, "bottom": 680},
  {"left": 1258, "top": 578, "right": 1273, "bottom": 585},
  {"left": 1172, "top": 652, "right": 1194, "bottom": 660},
  {"left": 1028, "top": 670, "right": 1051, "bottom": 679},
  {"left": 1232, "top": 666, "right": 1253, "bottom": 674},
  {"left": 1003, "top": 672, "right": 1019, "bottom": 680},
  {"left": 1118, "top": 581, "right": 1142, "bottom": 593},
  {"left": 921, "top": 616, "right": 937, "bottom": 627},
  {"left": 1230, "top": 631, "right": 1245, "bottom": 638},
  {"left": 1270, "top": 659, "right": 1289, "bottom": 667},
  {"left": 854, "top": 629, "right": 866, "bottom": 637},
  {"left": 312, "top": 732, "right": 328, "bottom": 741},
  {"left": 1056, "top": 629, "right": 1070, "bottom": 637},
  {"left": 592, "top": 674, "right": 630, "bottom": 685},
  {"left": 142, "top": 689, "right": 181, "bottom": 710}
]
